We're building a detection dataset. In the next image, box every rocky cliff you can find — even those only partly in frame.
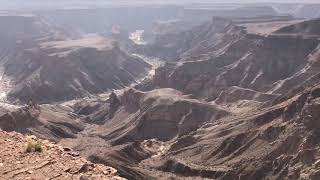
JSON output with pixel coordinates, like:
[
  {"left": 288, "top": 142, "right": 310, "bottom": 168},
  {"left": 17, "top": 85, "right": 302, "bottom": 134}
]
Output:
[
  {"left": 1, "top": 9, "right": 320, "bottom": 180},
  {"left": 0, "top": 14, "right": 151, "bottom": 103},
  {"left": 6, "top": 36, "right": 150, "bottom": 103},
  {"left": 137, "top": 17, "right": 246, "bottom": 61},
  {"left": 139, "top": 18, "right": 320, "bottom": 106}
]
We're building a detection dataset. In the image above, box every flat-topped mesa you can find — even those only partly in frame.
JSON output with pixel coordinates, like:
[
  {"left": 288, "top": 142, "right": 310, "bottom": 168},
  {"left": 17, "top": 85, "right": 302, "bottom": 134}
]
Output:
[
  {"left": 39, "top": 35, "right": 118, "bottom": 57},
  {"left": 273, "top": 18, "right": 320, "bottom": 37}
]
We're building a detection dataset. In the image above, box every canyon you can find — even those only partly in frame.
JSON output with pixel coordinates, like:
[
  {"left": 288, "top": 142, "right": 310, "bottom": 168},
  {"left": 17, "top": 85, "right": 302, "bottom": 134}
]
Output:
[
  {"left": 1, "top": 3, "right": 320, "bottom": 180},
  {"left": 0, "top": 13, "right": 151, "bottom": 103}
]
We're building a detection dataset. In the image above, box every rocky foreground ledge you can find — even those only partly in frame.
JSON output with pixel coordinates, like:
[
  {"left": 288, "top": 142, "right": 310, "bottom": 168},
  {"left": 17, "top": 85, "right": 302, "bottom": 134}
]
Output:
[{"left": 0, "top": 130, "right": 125, "bottom": 180}]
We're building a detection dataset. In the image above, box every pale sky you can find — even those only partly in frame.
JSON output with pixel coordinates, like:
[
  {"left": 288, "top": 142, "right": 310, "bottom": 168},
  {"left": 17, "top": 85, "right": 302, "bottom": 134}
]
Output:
[
  {"left": 0, "top": 0, "right": 319, "bottom": 10},
  {"left": 0, "top": 0, "right": 319, "bottom": 4}
]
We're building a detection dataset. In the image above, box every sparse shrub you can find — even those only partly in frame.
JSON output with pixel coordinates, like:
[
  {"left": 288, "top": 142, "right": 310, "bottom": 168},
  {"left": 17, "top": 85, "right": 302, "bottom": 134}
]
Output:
[
  {"left": 34, "top": 142, "right": 43, "bottom": 152},
  {"left": 26, "top": 142, "right": 34, "bottom": 153},
  {"left": 25, "top": 141, "right": 43, "bottom": 153}
]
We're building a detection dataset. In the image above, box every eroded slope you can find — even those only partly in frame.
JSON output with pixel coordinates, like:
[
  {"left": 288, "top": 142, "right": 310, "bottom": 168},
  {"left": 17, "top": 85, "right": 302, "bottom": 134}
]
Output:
[
  {"left": 0, "top": 130, "right": 125, "bottom": 180},
  {"left": 0, "top": 14, "right": 151, "bottom": 103}
]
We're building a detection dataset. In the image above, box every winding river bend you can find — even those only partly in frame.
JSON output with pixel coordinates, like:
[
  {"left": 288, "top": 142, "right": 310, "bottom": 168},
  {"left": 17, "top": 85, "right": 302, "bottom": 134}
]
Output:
[
  {"left": 63, "top": 31, "right": 163, "bottom": 105},
  {"left": 0, "top": 29, "right": 162, "bottom": 106},
  {"left": 61, "top": 54, "right": 163, "bottom": 106}
]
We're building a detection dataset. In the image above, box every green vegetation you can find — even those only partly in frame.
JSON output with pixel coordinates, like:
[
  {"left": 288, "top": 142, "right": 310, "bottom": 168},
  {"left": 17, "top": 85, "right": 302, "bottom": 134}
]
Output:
[
  {"left": 26, "top": 141, "right": 43, "bottom": 153},
  {"left": 34, "top": 142, "right": 43, "bottom": 152}
]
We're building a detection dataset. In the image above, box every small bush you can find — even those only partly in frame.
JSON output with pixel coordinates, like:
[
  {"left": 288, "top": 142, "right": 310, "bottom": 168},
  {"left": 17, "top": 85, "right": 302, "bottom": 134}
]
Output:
[
  {"left": 26, "top": 142, "right": 34, "bottom": 153},
  {"left": 34, "top": 142, "right": 43, "bottom": 152},
  {"left": 25, "top": 141, "right": 43, "bottom": 153}
]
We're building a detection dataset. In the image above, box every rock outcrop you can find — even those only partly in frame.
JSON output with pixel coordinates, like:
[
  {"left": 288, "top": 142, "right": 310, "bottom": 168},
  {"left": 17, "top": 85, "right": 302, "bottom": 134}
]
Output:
[
  {"left": 0, "top": 130, "right": 125, "bottom": 180},
  {"left": 0, "top": 104, "right": 84, "bottom": 142}
]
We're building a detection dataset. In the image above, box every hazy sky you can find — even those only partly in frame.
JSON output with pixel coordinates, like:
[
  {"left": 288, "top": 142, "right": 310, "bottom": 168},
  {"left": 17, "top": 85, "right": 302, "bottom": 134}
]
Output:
[
  {"left": 0, "top": 0, "right": 319, "bottom": 10},
  {"left": 1, "top": 0, "right": 320, "bottom": 4}
]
